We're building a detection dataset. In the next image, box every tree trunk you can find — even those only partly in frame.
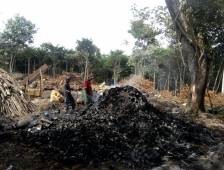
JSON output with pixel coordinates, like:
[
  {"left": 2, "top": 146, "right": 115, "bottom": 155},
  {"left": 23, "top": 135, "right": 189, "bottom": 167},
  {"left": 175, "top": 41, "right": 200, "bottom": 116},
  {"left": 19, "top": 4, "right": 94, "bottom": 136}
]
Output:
[
  {"left": 216, "top": 72, "right": 223, "bottom": 93},
  {"left": 134, "top": 63, "right": 137, "bottom": 75},
  {"left": 165, "top": 0, "right": 210, "bottom": 113},
  {"left": 164, "top": 79, "right": 167, "bottom": 90},
  {"left": 142, "top": 58, "right": 145, "bottom": 77},
  {"left": 153, "top": 70, "right": 156, "bottom": 90},
  {"left": 213, "top": 61, "right": 224, "bottom": 91},
  {"left": 84, "top": 57, "right": 89, "bottom": 81},
  {"left": 53, "top": 61, "right": 56, "bottom": 78},
  {"left": 183, "top": 66, "right": 186, "bottom": 86},
  {"left": 28, "top": 57, "right": 31, "bottom": 76},
  {"left": 191, "top": 53, "right": 209, "bottom": 112},
  {"left": 153, "top": 58, "right": 157, "bottom": 90},
  {"left": 9, "top": 55, "right": 15, "bottom": 73},
  {"left": 113, "top": 69, "right": 117, "bottom": 85},
  {"left": 222, "top": 69, "right": 224, "bottom": 94},
  {"left": 174, "top": 77, "right": 178, "bottom": 96},
  {"left": 33, "top": 59, "right": 36, "bottom": 72},
  {"left": 168, "top": 63, "right": 170, "bottom": 91},
  {"left": 177, "top": 60, "right": 183, "bottom": 88},
  {"left": 66, "top": 61, "right": 68, "bottom": 72}
]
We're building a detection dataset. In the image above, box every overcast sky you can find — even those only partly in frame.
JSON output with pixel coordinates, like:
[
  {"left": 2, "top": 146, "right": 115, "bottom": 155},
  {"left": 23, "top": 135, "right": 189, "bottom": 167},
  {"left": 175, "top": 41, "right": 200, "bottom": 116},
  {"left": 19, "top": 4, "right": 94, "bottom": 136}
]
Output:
[{"left": 0, "top": 0, "right": 165, "bottom": 54}]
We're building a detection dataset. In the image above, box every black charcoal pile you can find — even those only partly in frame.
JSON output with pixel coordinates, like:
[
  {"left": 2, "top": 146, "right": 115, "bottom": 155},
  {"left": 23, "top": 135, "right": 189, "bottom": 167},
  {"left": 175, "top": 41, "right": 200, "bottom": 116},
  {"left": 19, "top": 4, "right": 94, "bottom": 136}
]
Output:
[{"left": 20, "top": 86, "right": 218, "bottom": 169}]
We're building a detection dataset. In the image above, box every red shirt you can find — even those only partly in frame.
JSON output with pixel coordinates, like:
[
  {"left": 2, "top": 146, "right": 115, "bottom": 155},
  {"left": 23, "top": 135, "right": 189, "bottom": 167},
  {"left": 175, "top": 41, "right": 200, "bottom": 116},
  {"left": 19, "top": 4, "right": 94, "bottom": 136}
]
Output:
[{"left": 84, "top": 80, "right": 92, "bottom": 95}]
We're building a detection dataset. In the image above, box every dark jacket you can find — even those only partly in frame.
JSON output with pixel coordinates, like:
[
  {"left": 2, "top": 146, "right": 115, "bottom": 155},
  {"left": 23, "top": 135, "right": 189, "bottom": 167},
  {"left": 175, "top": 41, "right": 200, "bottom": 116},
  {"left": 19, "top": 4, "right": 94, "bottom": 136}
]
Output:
[{"left": 64, "top": 83, "right": 74, "bottom": 103}]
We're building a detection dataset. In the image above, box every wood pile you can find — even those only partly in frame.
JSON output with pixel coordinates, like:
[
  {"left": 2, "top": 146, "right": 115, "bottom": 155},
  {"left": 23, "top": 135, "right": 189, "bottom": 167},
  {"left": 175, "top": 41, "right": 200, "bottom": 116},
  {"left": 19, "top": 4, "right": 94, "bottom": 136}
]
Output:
[
  {"left": 120, "top": 75, "right": 154, "bottom": 93},
  {"left": 57, "top": 72, "right": 82, "bottom": 90},
  {"left": 43, "top": 72, "right": 82, "bottom": 91},
  {"left": 21, "top": 64, "right": 49, "bottom": 85},
  {"left": 0, "top": 69, "right": 36, "bottom": 127},
  {"left": 180, "top": 85, "right": 190, "bottom": 99},
  {"left": 205, "top": 91, "right": 224, "bottom": 107},
  {"left": 93, "top": 82, "right": 110, "bottom": 94}
]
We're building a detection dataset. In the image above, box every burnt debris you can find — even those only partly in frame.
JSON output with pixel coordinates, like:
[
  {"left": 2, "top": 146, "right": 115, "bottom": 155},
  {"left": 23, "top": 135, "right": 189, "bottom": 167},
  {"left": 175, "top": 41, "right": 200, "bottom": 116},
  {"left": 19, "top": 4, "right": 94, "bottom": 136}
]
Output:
[{"left": 18, "top": 86, "right": 219, "bottom": 169}]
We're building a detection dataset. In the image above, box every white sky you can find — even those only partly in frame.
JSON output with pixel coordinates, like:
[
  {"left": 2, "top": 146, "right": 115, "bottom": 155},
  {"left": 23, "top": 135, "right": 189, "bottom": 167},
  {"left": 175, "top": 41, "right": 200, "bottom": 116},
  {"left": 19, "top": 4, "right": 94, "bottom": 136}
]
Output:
[{"left": 0, "top": 0, "right": 165, "bottom": 54}]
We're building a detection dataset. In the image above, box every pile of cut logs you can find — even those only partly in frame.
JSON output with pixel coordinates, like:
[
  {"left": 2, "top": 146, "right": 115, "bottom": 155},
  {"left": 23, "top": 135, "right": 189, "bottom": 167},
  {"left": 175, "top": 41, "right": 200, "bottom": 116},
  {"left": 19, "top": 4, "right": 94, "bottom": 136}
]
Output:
[{"left": 0, "top": 69, "right": 36, "bottom": 126}]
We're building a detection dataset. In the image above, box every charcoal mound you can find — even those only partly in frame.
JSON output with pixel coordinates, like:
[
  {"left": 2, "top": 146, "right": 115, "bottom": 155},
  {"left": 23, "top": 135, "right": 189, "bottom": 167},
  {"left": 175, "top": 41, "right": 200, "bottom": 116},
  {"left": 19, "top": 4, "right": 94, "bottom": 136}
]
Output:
[{"left": 20, "top": 86, "right": 216, "bottom": 169}]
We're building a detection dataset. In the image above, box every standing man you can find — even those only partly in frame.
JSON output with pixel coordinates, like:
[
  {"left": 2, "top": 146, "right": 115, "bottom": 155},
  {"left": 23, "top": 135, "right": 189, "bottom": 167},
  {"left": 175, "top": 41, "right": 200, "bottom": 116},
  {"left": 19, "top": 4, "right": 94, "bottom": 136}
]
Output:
[
  {"left": 83, "top": 77, "right": 94, "bottom": 105},
  {"left": 64, "top": 77, "right": 75, "bottom": 111}
]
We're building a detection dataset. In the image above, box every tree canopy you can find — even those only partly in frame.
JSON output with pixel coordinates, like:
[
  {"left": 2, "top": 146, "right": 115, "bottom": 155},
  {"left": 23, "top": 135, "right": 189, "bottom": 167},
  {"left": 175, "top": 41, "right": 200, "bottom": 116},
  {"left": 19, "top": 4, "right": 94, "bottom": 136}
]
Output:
[
  {"left": 165, "top": 0, "right": 224, "bottom": 112},
  {"left": 0, "top": 15, "right": 37, "bottom": 73}
]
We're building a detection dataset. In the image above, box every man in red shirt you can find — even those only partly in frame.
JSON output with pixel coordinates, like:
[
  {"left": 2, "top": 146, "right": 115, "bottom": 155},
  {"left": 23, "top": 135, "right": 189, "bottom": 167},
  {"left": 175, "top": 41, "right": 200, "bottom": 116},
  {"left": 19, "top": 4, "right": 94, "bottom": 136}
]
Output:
[{"left": 83, "top": 77, "right": 94, "bottom": 105}]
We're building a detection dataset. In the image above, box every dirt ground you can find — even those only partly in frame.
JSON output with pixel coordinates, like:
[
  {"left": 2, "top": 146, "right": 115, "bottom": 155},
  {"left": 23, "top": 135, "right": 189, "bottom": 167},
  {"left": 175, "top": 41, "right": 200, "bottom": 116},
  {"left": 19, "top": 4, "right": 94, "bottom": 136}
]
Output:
[
  {"left": 0, "top": 140, "right": 118, "bottom": 170},
  {"left": 0, "top": 131, "right": 122, "bottom": 170}
]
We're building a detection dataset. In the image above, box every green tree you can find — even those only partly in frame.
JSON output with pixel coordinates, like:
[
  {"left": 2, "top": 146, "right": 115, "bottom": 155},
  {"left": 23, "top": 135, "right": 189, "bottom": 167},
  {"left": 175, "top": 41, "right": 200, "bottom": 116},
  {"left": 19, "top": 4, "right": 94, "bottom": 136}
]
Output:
[
  {"left": 129, "top": 20, "right": 160, "bottom": 48},
  {"left": 165, "top": 0, "right": 224, "bottom": 112},
  {"left": 16, "top": 47, "right": 38, "bottom": 74},
  {"left": 75, "top": 38, "right": 101, "bottom": 80},
  {"left": 0, "top": 15, "right": 37, "bottom": 73},
  {"left": 105, "top": 50, "right": 132, "bottom": 84},
  {"left": 63, "top": 50, "right": 78, "bottom": 72},
  {"left": 129, "top": 6, "right": 161, "bottom": 77},
  {"left": 40, "top": 43, "right": 66, "bottom": 77}
]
